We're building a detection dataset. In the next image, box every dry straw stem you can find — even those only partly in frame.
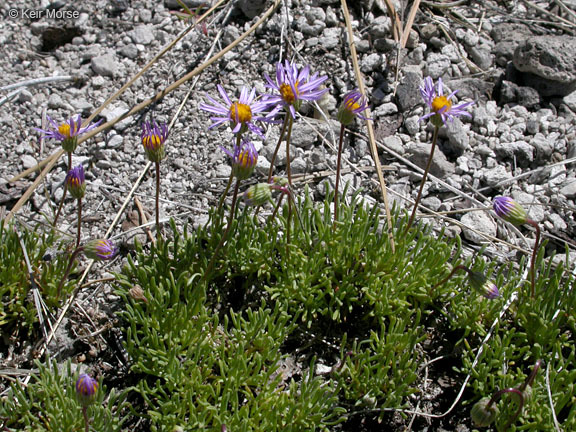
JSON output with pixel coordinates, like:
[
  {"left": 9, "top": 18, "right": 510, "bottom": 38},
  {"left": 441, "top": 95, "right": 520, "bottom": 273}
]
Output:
[
  {"left": 400, "top": 0, "right": 422, "bottom": 49},
  {"left": 341, "top": 0, "right": 395, "bottom": 251},
  {"left": 5, "top": 0, "right": 281, "bottom": 223},
  {"left": 522, "top": 0, "right": 576, "bottom": 29},
  {"left": 380, "top": 0, "right": 403, "bottom": 41}
]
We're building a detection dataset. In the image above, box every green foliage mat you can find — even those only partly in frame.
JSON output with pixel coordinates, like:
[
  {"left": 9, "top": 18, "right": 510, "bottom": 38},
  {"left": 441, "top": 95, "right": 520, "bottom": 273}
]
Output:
[{"left": 2, "top": 193, "right": 575, "bottom": 430}]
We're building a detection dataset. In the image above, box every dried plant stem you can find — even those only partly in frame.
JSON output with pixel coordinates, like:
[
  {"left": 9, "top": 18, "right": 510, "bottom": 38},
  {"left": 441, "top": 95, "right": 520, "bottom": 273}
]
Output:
[
  {"left": 155, "top": 161, "right": 161, "bottom": 242},
  {"left": 406, "top": 125, "right": 439, "bottom": 232},
  {"left": 53, "top": 152, "right": 72, "bottom": 226},
  {"left": 203, "top": 179, "right": 241, "bottom": 280},
  {"left": 333, "top": 123, "right": 346, "bottom": 227},
  {"left": 267, "top": 114, "right": 289, "bottom": 182},
  {"left": 75, "top": 198, "right": 82, "bottom": 250},
  {"left": 526, "top": 219, "right": 541, "bottom": 298}
]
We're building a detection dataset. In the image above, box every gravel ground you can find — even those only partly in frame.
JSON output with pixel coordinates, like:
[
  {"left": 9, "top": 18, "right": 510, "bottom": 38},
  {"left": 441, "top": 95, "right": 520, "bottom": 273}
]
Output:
[{"left": 1, "top": 0, "right": 576, "bottom": 428}]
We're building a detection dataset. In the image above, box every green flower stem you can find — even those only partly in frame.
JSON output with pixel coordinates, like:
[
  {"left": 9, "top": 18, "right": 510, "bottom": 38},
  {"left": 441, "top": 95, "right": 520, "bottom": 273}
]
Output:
[
  {"left": 333, "top": 123, "right": 346, "bottom": 228},
  {"left": 75, "top": 198, "right": 82, "bottom": 250},
  {"left": 217, "top": 173, "right": 233, "bottom": 213},
  {"left": 82, "top": 406, "right": 89, "bottom": 432},
  {"left": 267, "top": 192, "right": 285, "bottom": 227},
  {"left": 487, "top": 387, "right": 525, "bottom": 430},
  {"left": 285, "top": 115, "right": 294, "bottom": 187},
  {"left": 526, "top": 219, "right": 541, "bottom": 299},
  {"left": 406, "top": 125, "right": 439, "bottom": 232},
  {"left": 56, "top": 246, "right": 83, "bottom": 299},
  {"left": 155, "top": 161, "right": 161, "bottom": 242},
  {"left": 53, "top": 151, "right": 73, "bottom": 227},
  {"left": 203, "top": 179, "right": 241, "bottom": 281},
  {"left": 267, "top": 114, "right": 290, "bottom": 183}
]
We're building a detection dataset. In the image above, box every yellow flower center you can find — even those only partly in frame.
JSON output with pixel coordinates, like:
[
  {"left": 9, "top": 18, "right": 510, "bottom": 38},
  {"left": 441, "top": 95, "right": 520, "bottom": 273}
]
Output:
[
  {"left": 142, "top": 135, "right": 163, "bottom": 150},
  {"left": 238, "top": 150, "right": 253, "bottom": 167},
  {"left": 58, "top": 123, "right": 71, "bottom": 138},
  {"left": 280, "top": 82, "right": 299, "bottom": 104},
  {"left": 229, "top": 102, "right": 252, "bottom": 124},
  {"left": 431, "top": 96, "right": 452, "bottom": 113},
  {"left": 344, "top": 99, "right": 361, "bottom": 112}
]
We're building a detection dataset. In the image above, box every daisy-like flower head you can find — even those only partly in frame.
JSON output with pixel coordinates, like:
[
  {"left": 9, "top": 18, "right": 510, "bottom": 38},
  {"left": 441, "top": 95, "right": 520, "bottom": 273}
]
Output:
[
  {"left": 419, "top": 77, "right": 474, "bottom": 127},
  {"left": 493, "top": 196, "right": 528, "bottom": 226},
  {"left": 337, "top": 90, "right": 370, "bottom": 125},
  {"left": 243, "top": 183, "right": 273, "bottom": 206},
  {"left": 76, "top": 373, "right": 98, "bottom": 407},
  {"left": 264, "top": 60, "right": 329, "bottom": 119},
  {"left": 36, "top": 115, "right": 102, "bottom": 153},
  {"left": 65, "top": 165, "right": 86, "bottom": 199},
  {"left": 141, "top": 120, "right": 169, "bottom": 163},
  {"left": 199, "top": 85, "right": 268, "bottom": 139},
  {"left": 222, "top": 139, "right": 258, "bottom": 181},
  {"left": 83, "top": 239, "right": 119, "bottom": 261}
]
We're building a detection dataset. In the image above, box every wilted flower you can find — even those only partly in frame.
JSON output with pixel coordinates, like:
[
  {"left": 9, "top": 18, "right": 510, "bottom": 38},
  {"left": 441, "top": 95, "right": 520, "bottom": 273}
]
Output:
[
  {"left": 243, "top": 183, "right": 273, "bottom": 206},
  {"left": 493, "top": 196, "right": 528, "bottom": 226},
  {"left": 84, "top": 239, "right": 119, "bottom": 261},
  {"left": 199, "top": 85, "right": 268, "bottom": 138},
  {"left": 76, "top": 374, "right": 98, "bottom": 407},
  {"left": 65, "top": 165, "right": 86, "bottom": 199},
  {"left": 264, "top": 60, "right": 328, "bottom": 119},
  {"left": 419, "top": 77, "right": 474, "bottom": 127},
  {"left": 36, "top": 115, "right": 102, "bottom": 153},
  {"left": 141, "top": 120, "right": 169, "bottom": 162},
  {"left": 471, "top": 397, "right": 499, "bottom": 427},
  {"left": 222, "top": 140, "right": 258, "bottom": 180},
  {"left": 468, "top": 271, "right": 500, "bottom": 299},
  {"left": 337, "top": 90, "right": 369, "bottom": 125},
  {"left": 129, "top": 285, "right": 148, "bottom": 303}
]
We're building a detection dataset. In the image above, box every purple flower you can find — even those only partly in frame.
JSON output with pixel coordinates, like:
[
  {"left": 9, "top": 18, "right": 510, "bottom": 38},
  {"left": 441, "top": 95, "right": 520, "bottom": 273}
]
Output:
[
  {"left": 36, "top": 115, "right": 102, "bottom": 153},
  {"left": 83, "top": 239, "right": 119, "bottom": 261},
  {"left": 222, "top": 140, "right": 258, "bottom": 180},
  {"left": 419, "top": 77, "right": 474, "bottom": 127},
  {"left": 337, "top": 90, "right": 369, "bottom": 125},
  {"left": 263, "top": 60, "right": 328, "bottom": 119},
  {"left": 141, "top": 120, "right": 169, "bottom": 162},
  {"left": 493, "top": 196, "right": 528, "bottom": 226},
  {"left": 199, "top": 85, "right": 269, "bottom": 139},
  {"left": 65, "top": 165, "right": 86, "bottom": 199},
  {"left": 76, "top": 373, "right": 98, "bottom": 406}
]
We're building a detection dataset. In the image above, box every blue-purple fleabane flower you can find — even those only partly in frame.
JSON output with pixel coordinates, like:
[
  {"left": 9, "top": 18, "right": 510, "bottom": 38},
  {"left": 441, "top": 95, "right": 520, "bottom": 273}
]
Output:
[
  {"left": 36, "top": 115, "right": 102, "bottom": 153},
  {"left": 65, "top": 165, "right": 86, "bottom": 199},
  {"left": 337, "top": 90, "right": 369, "bottom": 125},
  {"left": 468, "top": 270, "right": 500, "bottom": 300},
  {"left": 419, "top": 77, "right": 474, "bottom": 127},
  {"left": 493, "top": 196, "right": 528, "bottom": 226},
  {"left": 76, "top": 373, "right": 98, "bottom": 407},
  {"left": 222, "top": 140, "right": 258, "bottom": 181},
  {"left": 83, "top": 239, "right": 119, "bottom": 261},
  {"left": 264, "top": 60, "right": 329, "bottom": 119},
  {"left": 141, "top": 120, "right": 169, "bottom": 162},
  {"left": 199, "top": 85, "right": 269, "bottom": 139}
]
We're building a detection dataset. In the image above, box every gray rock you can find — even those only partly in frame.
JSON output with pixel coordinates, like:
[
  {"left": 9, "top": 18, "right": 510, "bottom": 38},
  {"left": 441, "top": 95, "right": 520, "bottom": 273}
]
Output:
[
  {"left": 381, "top": 135, "right": 404, "bottom": 156},
  {"left": 512, "top": 191, "right": 545, "bottom": 223},
  {"left": 120, "top": 44, "right": 139, "bottom": 59},
  {"left": 530, "top": 133, "right": 554, "bottom": 161},
  {"left": 91, "top": 53, "right": 117, "bottom": 77},
  {"left": 310, "top": 147, "right": 328, "bottom": 171},
  {"left": 368, "top": 16, "right": 391, "bottom": 39},
  {"left": 425, "top": 53, "right": 451, "bottom": 79},
  {"left": 238, "top": 0, "right": 267, "bottom": 18},
  {"left": 395, "top": 70, "right": 422, "bottom": 111},
  {"left": 468, "top": 44, "right": 493, "bottom": 70},
  {"left": 482, "top": 165, "right": 512, "bottom": 188},
  {"left": 108, "top": 134, "right": 124, "bottom": 149},
  {"left": 494, "top": 140, "right": 534, "bottom": 167},
  {"left": 291, "top": 157, "right": 307, "bottom": 174},
  {"left": 290, "top": 119, "right": 339, "bottom": 148},
  {"left": 130, "top": 25, "right": 155, "bottom": 45},
  {"left": 164, "top": 0, "right": 208, "bottom": 8},
  {"left": 421, "top": 196, "right": 441, "bottom": 211},
  {"left": 407, "top": 142, "right": 455, "bottom": 177},
  {"left": 461, "top": 210, "right": 497, "bottom": 244},
  {"left": 404, "top": 115, "right": 420, "bottom": 136},
  {"left": 443, "top": 118, "right": 469, "bottom": 157},
  {"left": 361, "top": 53, "right": 382, "bottom": 73},
  {"left": 21, "top": 155, "right": 38, "bottom": 170},
  {"left": 514, "top": 36, "right": 576, "bottom": 96},
  {"left": 564, "top": 90, "right": 576, "bottom": 112},
  {"left": 560, "top": 179, "right": 576, "bottom": 198},
  {"left": 319, "top": 28, "right": 340, "bottom": 50}
]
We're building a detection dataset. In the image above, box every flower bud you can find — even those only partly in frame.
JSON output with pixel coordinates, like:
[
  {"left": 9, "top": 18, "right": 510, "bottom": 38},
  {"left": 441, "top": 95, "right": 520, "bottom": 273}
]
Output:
[
  {"left": 65, "top": 165, "right": 86, "bottom": 199},
  {"left": 493, "top": 196, "right": 528, "bottom": 226},
  {"left": 471, "top": 397, "right": 499, "bottom": 427},
  {"left": 337, "top": 90, "right": 369, "bottom": 126},
  {"left": 76, "top": 373, "right": 98, "bottom": 407},
  {"left": 84, "top": 239, "right": 119, "bottom": 261},
  {"left": 141, "top": 120, "right": 168, "bottom": 163},
  {"left": 468, "top": 271, "right": 500, "bottom": 299},
  {"left": 222, "top": 140, "right": 258, "bottom": 181},
  {"left": 243, "top": 183, "right": 273, "bottom": 206}
]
